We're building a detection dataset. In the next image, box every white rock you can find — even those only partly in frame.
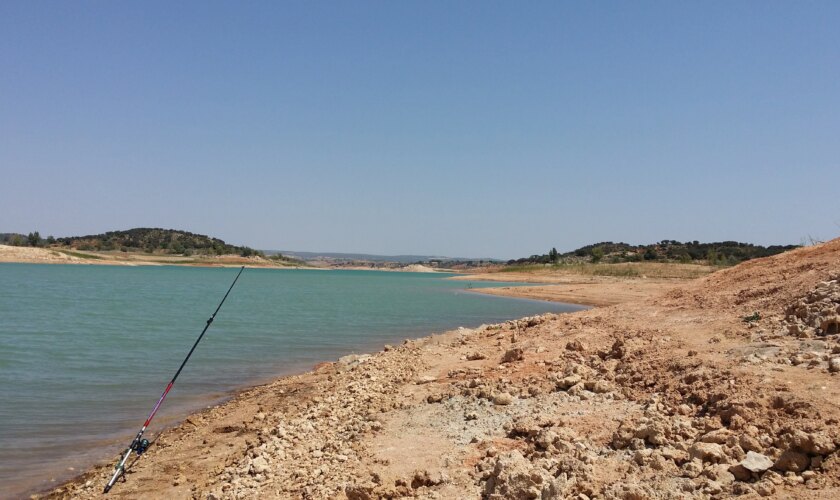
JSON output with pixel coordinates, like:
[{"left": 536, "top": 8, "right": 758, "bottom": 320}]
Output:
[{"left": 741, "top": 451, "right": 773, "bottom": 473}]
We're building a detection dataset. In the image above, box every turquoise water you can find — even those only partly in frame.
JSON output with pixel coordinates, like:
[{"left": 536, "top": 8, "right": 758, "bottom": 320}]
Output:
[{"left": 0, "top": 264, "right": 583, "bottom": 496}]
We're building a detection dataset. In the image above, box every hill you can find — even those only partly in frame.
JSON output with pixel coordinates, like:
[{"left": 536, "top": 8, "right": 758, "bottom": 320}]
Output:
[
  {"left": 510, "top": 240, "right": 799, "bottom": 266},
  {"left": 2, "top": 228, "right": 262, "bottom": 257}
]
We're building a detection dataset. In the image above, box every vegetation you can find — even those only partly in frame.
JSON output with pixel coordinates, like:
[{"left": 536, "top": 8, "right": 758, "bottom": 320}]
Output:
[
  {"left": 2, "top": 228, "right": 265, "bottom": 257},
  {"left": 508, "top": 240, "right": 799, "bottom": 267},
  {"left": 498, "top": 261, "right": 714, "bottom": 279},
  {"left": 267, "top": 253, "right": 307, "bottom": 266}
]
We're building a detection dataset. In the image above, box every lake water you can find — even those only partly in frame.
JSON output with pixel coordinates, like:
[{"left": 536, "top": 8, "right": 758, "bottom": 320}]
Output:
[{"left": 0, "top": 264, "right": 584, "bottom": 497}]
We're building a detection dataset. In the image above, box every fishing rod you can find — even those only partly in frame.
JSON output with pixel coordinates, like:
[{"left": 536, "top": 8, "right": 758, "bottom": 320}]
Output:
[{"left": 104, "top": 266, "right": 245, "bottom": 494}]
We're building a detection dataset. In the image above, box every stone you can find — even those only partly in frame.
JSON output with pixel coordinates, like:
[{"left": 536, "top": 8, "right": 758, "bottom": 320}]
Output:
[
  {"left": 774, "top": 450, "right": 809, "bottom": 473},
  {"left": 483, "top": 450, "right": 546, "bottom": 499},
  {"left": 426, "top": 394, "right": 444, "bottom": 404},
  {"left": 556, "top": 374, "right": 582, "bottom": 390},
  {"left": 411, "top": 469, "right": 446, "bottom": 488},
  {"left": 493, "top": 392, "right": 514, "bottom": 406},
  {"left": 250, "top": 456, "right": 270, "bottom": 475},
  {"left": 728, "top": 464, "right": 752, "bottom": 482},
  {"left": 608, "top": 339, "right": 626, "bottom": 359},
  {"left": 345, "top": 485, "right": 375, "bottom": 500},
  {"left": 741, "top": 451, "right": 774, "bottom": 473},
  {"left": 754, "top": 480, "right": 775, "bottom": 497},
  {"left": 416, "top": 375, "right": 437, "bottom": 385},
  {"left": 688, "top": 442, "right": 725, "bottom": 463},
  {"left": 700, "top": 429, "right": 731, "bottom": 444},
  {"left": 467, "top": 352, "right": 487, "bottom": 361},
  {"left": 535, "top": 430, "right": 558, "bottom": 450},
  {"left": 739, "top": 434, "right": 762, "bottom": 453},
  {"left": 567, "top": 383, "right": 585, "bottom": 397},
  {"left": 583, "top": 380, "right": 612, "bottom": 394},
  {"left": 829, "top": 358, "right": 840, "bottom": 372},
  {"left": 565, "top": 340, "right": 585, "bottom": 352}
]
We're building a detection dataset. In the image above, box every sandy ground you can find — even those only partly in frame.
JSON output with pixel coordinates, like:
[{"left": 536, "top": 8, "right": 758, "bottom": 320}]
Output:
[
  {"left": 0, "top": 245, "right": 292, "bottom": 268},
  {"left": 0, "top": 245, "right": 87, "bottom": 264},
  {"left": 469, "top": 281, "right": 680, "bottom": 307},
  {"left": 39, "top": 239, "right": 840, "bottom": 499}
]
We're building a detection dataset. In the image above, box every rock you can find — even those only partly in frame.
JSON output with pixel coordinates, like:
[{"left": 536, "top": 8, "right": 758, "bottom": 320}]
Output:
[
  {"left": 250, "top": 456, "right": 270, "bottom": 475},
  {"left": 688, "top": 442, "right": 725, "bottom": 463},
  {"left": 426, "top": 393, "right": 444, "bottom": 403},
  {"left": 700, "top": 429, "right": 731, "bottom": 444},
  {"left": 482, "top": 450, "right": 546, "bottom": 499},
  {"left": 583, "top": 380, "right": 613, "bottom": 394},
  {"left": 728, "top": 464, "right": 752, "bottom": 482},
  {"left": 793, "top": 431, "right": 836, "bottom": 455},
  {"left": 704, "top": 464, "right": 735, "bottom": 485},
  {"left": 338, "top": 354, "right": 372, "bottom": 369},
  {"left": 565, "top": 340, "right": 585, "bottom": 352},
  {"left": 608, "top": 339, "right": 626, "bottom": 359},
  {"left": 741, "top": 451, "right": 774, "bottom": 472},
  {"left": 534, "top": 429, "right": 558, "bottom": 450},
  {"left": 829, "top": 357, "right": 840, "bottom": 372},
  {"left": 493, "top": 392, "right": 514, "bottom": 406},
  {"left": 345, "top": 485, "right": 375, "bottom": 500},
  {"left": 467, "top": 352, "right": 487, "bottom": 361},
  {"left": 541, "top": 474, "right": 576, "bottom": 498},
  {"left": 754, "top": 480, "right": 775, "bottom": 497},
  {"left": 681, "top": 459, "right": 704, "bottom": 478},
  {"left": 416, "top": 375, "right": 437, "bottom": 385},
  {"left": 501, "top": 347, "right": 525, "bottom": 363},
  {"left": 556, "top": 374, "right": 582, "bottom": 391},
  {"left": 739, "top": 434, "right": 762, "bottom": 453},
  {"left": 411, "top": 469, "right": 446, "bottom": 488},
  {"left": 774, "top": 449, "right": 809, "bottom": 473},
  {"left": 567, "top": 383, "right": 585, "bottom": 397}
]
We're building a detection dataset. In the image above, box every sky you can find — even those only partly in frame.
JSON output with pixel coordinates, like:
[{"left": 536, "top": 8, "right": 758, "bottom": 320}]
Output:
[{"left": 1, "top": 1, "right": 838, "bottom": 259}]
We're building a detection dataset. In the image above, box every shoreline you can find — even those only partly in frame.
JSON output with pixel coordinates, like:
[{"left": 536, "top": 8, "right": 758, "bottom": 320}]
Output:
[
  {"left": 0, "top": 245, "right": 443, "bottom": 273},
  {"left": 35, "top": 240, "right": 840, "bottom": 498}
]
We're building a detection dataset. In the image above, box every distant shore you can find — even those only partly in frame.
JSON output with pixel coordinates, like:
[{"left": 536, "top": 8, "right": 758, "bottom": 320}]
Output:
[{"left": 0, "top": 245, "right": 447, "bottom": 273}]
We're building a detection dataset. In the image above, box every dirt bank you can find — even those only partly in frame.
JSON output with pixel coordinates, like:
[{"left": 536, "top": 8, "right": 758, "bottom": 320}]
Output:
[{"left": 45, "top": 240, "right": 840, "bottom": 499}]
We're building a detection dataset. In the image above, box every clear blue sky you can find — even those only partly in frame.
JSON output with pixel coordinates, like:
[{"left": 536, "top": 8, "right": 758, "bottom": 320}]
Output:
[{"left": 1, "top": 1, "right": 838, "bottom": 258}]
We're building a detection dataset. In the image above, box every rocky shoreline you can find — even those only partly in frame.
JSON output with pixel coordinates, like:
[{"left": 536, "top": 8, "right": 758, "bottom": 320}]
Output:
[{"left": 44, "top": 240, "right": 840, "bottom": 499}]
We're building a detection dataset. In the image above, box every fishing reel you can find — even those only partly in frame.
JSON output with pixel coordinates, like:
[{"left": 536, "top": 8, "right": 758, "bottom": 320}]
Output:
[{"left": 131, "top": 438, "right": 151, "bottom": 455}]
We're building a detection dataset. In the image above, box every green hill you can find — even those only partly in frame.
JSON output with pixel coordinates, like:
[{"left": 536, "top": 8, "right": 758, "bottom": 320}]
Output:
[
  {"left": 510, "top": 240, "right": 799, "bottom": 266},
  {"left": 2, "top": 228, "right": 262, "bottom": 257}
]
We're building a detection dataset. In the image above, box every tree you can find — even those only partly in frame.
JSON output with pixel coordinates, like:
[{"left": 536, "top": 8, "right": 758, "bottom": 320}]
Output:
[
  {"left": 27, "top": 231, "right": 41, "bottom": 247},
  {"left": 548, "top": 247, "right": 559, "bottom": 263},
  {"left": 591, "top": 246, "right": 604, "bottom": 263}
]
